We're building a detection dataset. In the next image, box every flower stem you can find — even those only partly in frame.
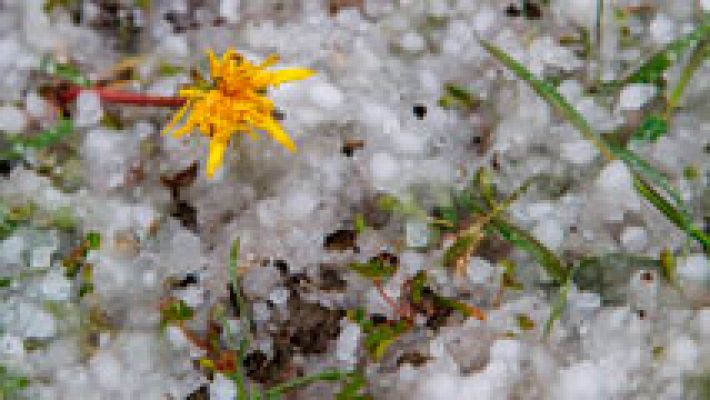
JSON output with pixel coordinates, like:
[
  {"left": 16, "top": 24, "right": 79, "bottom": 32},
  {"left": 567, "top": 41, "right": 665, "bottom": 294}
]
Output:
[{"left": 60, "top": 84, "right": 185, "bottom": 107}]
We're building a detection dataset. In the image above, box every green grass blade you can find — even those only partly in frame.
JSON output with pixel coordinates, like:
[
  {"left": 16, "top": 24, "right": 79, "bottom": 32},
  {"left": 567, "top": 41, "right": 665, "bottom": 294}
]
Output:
[
  {"left": 543, "top": 270, "right": 572, "bottom": 339},
  {"left": 665, "top": 37, "right": 709, "bottom": 117},
  {"left": 633, "top": 177, "right": 709, "bottom": 252},
  {"left": 40, "top": 55, "right": 91, "bottom": 87},
  {"left": 336, "top": 372, "right": 368, "bottom": 400},
  {"left": 7, "top": 119, "right": 74, "bottom": 151},
  {"left": 632, "top": 114, "right": 668, "bottom": 142},
  {"left": 480, "top": 38, "right": 615, "bottom": 161},
  {"left": 607, "top": 143, "right": 687, "bottom": 211},
  {"left": 227, "top": 239, "right": 251, "bottom": 400},
  {"left": 443, "top": 177, "right": 534, "bottom": 269},
  {"left": 481, "top": 37, "right": 708, "bottom": 252},
  {"left": 490, "top": 218, "right": 567, "bottom": 283},
  {"left": 264, "top": 370, "right": 353, "bottom": 399}
]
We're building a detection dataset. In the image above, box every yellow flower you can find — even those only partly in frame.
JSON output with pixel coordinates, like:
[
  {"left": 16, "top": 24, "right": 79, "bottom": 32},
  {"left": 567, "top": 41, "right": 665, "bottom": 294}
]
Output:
[{"left": 162, "top": 49, "right": 315, "bottom": 177}]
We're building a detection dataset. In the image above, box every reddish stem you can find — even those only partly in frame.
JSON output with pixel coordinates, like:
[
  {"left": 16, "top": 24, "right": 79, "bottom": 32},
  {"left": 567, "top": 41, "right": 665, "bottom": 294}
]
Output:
[
  {"left": 374, "top": 280, "right": 412, "bottom": 320},
  {"left": 60, "top": 85, "right": 186, "bottom": 107}
]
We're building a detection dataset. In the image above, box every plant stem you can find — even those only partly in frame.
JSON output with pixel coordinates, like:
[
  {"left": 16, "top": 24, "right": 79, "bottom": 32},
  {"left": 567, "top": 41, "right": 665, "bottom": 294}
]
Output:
[{"left": 60, "top": 85, "right": 185, "bottom": 107}]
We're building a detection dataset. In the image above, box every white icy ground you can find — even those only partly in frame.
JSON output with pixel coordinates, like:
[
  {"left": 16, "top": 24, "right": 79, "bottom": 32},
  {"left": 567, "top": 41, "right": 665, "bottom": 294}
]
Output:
[{"left": 0, "top": 0, "right": 708, "bottom": 399}]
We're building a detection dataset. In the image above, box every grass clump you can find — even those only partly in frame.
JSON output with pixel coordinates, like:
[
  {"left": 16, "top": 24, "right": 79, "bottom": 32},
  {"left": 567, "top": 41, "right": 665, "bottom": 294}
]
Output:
[{"left": 479, "top": 33, "right": 709, "bottom": 253}]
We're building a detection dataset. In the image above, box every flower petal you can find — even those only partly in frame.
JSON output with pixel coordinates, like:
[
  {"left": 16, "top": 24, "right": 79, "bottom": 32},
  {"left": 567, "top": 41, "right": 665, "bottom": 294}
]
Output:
[
  {"left": 259, "top": 118, "right": 296, "bottom": 152},
  {"left": 206, "top": 139, "right": 229, "bottom": 178},
  {"left": 268, "top": 68, "right": 316, "bottom": 86},
  {"left": 160, "top": 102, "right": 190, "bottom": 136},
  {"left": 258, "top": 54, "right": 280, "bottom": 69}
]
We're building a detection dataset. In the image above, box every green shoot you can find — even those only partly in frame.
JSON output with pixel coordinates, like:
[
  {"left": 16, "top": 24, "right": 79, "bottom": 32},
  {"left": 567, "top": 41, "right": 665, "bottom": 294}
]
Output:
[
  {"left": 443, "top": 177, "right": 534, "bottom": 271},
  {"left": 543, "top": 273, "right": 572, "bottom": 339},
  {"left": 664, "top": 36, "right": 709, "bottom": 119},
  {"left": 480, "top": 37, "right": 709, "bottom": 253},
  {"left": 39, "top": 55, "right": 90, "bottom": 87},
  {"left": 264, "top": 370, "right": 356, "bottom": 400},
  {"left": 227, "top": 239, "right": 250, "bottom": 400},
  {"left": 0, "top": 365, "right": 30, "bottom": 399},
  {"left": 623, "top": 23, "right": 709, "bottom": 87}
]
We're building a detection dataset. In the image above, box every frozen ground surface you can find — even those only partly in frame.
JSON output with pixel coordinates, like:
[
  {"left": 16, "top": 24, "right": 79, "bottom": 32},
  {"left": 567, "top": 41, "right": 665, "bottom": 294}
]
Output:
[{"left": 0, "top": 0, "right": 708, "bottom": 399}]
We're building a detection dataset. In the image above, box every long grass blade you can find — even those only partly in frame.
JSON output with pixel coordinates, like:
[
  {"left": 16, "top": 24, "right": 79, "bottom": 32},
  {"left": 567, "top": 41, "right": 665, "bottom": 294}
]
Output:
[
  {"left": 665, "top": 36, "right": 709, "bottom": 118},
  {"left": 479, "top": 38, "right": 615, "bottom": 160},
  {"left": 264, "top": 370, "right": 354, "bottom": 399},
  {"left": 480, "top": 38, "right": 709, "bottom": 252},
  {"left": 633, "top": 177, "right": 709, "bottom": 252},
  {"left": 490, "top": 218, "right": 567, "bottom": 283},
  {"left": 543, "top": 268, "right": 574, "bottom": 339},
  {"left": 227, "top": 239, "right": 251, "bottom": 400}
]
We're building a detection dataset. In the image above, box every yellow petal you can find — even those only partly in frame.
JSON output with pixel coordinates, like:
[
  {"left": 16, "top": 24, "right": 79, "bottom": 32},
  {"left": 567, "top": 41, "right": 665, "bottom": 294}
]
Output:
[
  {"left": 259, "top": 118, "right": 296, "bottom": 152},
  {"left": 171, "top": 123, "right": 194, "bottom": 139},
  {"left": 208, "top": 49, "right": 221, "bottom": 77},
  {"left": 178, "top": 89, "right": 209, "bottom": 98},
  {"left": 258, "top": 54, "right": 280, "bottom": 69},
  {"left": 268, "top": 68, "right": 316, "bottom": 86},
  {"left": 206, "top": 139, "right": 228, "bottom": 178},
  {"left": 160, "top": 102, "right": 190, "bottom": 136}
]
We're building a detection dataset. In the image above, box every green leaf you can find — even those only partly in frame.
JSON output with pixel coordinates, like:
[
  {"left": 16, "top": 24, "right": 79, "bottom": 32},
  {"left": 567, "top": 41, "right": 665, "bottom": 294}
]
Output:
[
  {"left": 10, "top": 119, "right": 74, "bottom": 151},
  {"left": 608, "top": 144, "right": 689, "bottom": 214},
  {"left": 0, "top": 278, "right": 11, "bottom": 288},
  {"left": 490, "top": 219, "right": 567, "bottom": 283},
  {"left": 354, "top": 214, "right": 366, "bottom": 235},
  {"left": 633, "top": 177, "right": 709, "bottom": 252},
  {"left": 157, "top": 62, "right": 183, "bottom": 77},
  {"left": 543, "top": 268, "right": 575, "bottom": 339},
  {"left": 410, "top": 271, "right": 427, "bottom": 305},
  {"left": 86, "top": 231, "right": 101, "bottom": 250},
  {"left": 134, "top": 0, "right": 151, "bottom": 11},
  {"left": 516, "top": 314, "right": 536, "bottom": 331},
  {"left": 160, "top": 299, "right": 194, "bottom": 326},
  {"left": 364, "top": 321, "right": 409, "bottom": 360},
  {"left": 500, "top": 260, "right": 524, "bottom": 290},
  {"left": 438, "top": 84, "right": 480, "bottom": 110},
  {"left": 666, "top": 36, "right": 709, "bottom": 116},
  {"left": 443, "top": 177, "right": 534, "bottom": 270},
  {"left": 659, "top": 248, "right": 676, "bottom": 283},
  {"left": 632, "top": 114, "right": 668, "bottom": 142},
  {"left": 0, "top": 202, "right": 35, "bottom": 240},
  {"left": 624, "top": 24, "right": 709, "bottom": 87},
  {"left": 432, "top": 296, "right": 485, "bottom": 320},
  {"left": 336, "top": 372, "right": 369, "bottom": 400},
  {"left": 39, "top": 55, "right": 91, "bottom": 87},
  {"left": 349, "top": 256, "right": 398, "bottom": 280},
  {"left": 443, "top": 233, "right": 480, "bottom": 268},
  {"left": 226, "top": 239, "right": 252, "bottom": 400},
  {"left": 0, "top": 365, "right": 30, "bottom": 398}
]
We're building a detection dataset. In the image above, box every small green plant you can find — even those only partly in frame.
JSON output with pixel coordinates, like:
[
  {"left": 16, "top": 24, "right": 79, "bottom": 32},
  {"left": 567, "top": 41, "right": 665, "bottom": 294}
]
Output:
[
  {"left": 0, "top": 202, "right": 35, "bottom": 241},
  {"left": 0, "top": 365, "right": 29, "bottom": 400},
  {"left": 1, "top": 119, "right": 75, "bottom": 162},
  {"left": 159, "top": 299, "right": 195, "bottom": 327},
  {"left": 224, "top": 240, "right": 363, "bottom": 399}
]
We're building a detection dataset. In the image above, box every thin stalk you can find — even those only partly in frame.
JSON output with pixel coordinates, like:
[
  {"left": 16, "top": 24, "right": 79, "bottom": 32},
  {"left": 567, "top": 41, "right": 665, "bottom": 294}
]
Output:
[
  {"left": 60, "top": 85, "right": 185, "bottom": 107},
  {"left": 227, "top": 239, "right": 251, "bottom": 400},
  {"left": 264, "top": 370, "right": 354, "bottom": 400},
  {"left": 665, "top": 38, "right": 708, "bottom": 119},
  {"left": 594, "top": 0, "right": 604, "bottom": 82}
]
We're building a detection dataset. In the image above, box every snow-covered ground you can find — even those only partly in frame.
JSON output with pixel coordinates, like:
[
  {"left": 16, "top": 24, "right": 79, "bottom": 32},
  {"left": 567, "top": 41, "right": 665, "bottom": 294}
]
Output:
[{"left": 0, "top": 0, "right": 708, "bottom": 399}]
